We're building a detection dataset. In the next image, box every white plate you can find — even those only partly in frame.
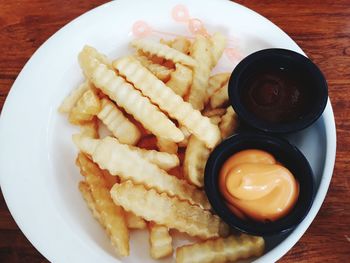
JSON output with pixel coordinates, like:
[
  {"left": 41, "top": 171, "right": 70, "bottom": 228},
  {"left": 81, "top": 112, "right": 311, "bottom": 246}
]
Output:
[{"left": 0, "top": 0, "right": 336, "bottom": 262}]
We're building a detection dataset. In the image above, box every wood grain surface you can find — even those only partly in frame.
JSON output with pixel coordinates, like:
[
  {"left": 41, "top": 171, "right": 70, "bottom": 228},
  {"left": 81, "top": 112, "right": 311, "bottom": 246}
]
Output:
[{"left": 0, "top": 0, "right": 349, "bottom": 262}]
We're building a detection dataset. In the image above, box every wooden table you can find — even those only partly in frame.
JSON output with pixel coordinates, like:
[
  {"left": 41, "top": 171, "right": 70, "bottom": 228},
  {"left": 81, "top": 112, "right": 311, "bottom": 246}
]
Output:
[{"left": 0, "top": 0, "right": 349, "bottom": 262}]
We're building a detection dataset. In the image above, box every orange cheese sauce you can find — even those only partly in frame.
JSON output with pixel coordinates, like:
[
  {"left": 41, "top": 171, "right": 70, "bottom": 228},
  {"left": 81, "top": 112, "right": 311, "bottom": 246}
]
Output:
[{"left": 219, "top": 149, "right": 299, "bottom": 222}]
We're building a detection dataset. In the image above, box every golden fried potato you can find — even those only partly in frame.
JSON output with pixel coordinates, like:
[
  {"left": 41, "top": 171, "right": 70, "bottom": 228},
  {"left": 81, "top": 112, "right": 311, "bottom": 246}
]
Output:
[
  {"left": 80, "top": 178, "right": 129, "bottom": 233},
  {"left": 210, "top": 116, "right": 222, "bottom": 125},
  {"left": 129, "top": 144, "right": 179, "bottom": 171},
  {"left": 187, "top": 35, "right": 212, "bottom": 110},
  {"left": 76, "top": 153, "right": 129, "bottom": 257},
  {"left": 78, "top": 47, "right": 184, "bottom": 142},
  {"left": 184, "top": 135, "right": 211, "bottom": 187},
  {"left": 219, "top": 106, "right": 238, "bottom": 139},
  {"left": 97, "top": 98, "right": 141, "bottom": 145},
  {"left": 203, "top": 108, "right": 227, "bottom": 118},
  {"left": 79, "top": 45, "right": 111, "bottom": 71},
  {"left": 162, "top": 37, "right": 192, "bottom": 54},
  {"left": 178, "top": 126, "right": 191, "bottom": 147},
  {"left": 156, "top": 137, "right": 178, "bottom": 155},
  {"left": 210, "top": 32, "right": 227, "bottom": 68},
  {"left": 68, "top": 88, "right": 101, "bottom": 125},
  {"left": 165, "top": 63, "right": 192, "bottom": 97},
  {"left": 73, "top": 136, "right": 210, "bottom": 209},
  {"left": 176, "top": 234, "right": 265, "bottom": 263},
  {"left": 134, "top": 54, "right": 173, "bottom": 82},
  {"left": 159, "top": 38, "right": 172, "bottom": 46},
  {"left": 79, "top": 117, "right": 99, "bottom": 138},
  {"left": 206, "top": 73, "right": 231, "bottom": 101},
  {"left": 111, "top": 180, "right": 229, "bottom": 239},
  {"left": 210, "top": 82, "right": 229, "bottom": 109},
  {"left": 148, "top": 223, "right": 173, "bottom": 259},
  {"left": 69, "top": 112, "right": 91, "bottom": 125},
  {"left": 113, "top": 57, "right": 220, "bottom": 148},
  {"left": 101, "top": 169, "right": 119, "bottom": 190},
  {"left": 59, "top": 81, "right": 90, "bottom": 113},
  {"left": 171, "top": 37, "right": 191, "bottom": 54},
  {"left": 78, "top": 181, "right": 102, "bottom": 223},
  {"left": 125, "top": 211, "right": 147, "bottom": 229},
  {"left": 204, "top": 109, "right": 226, "bottom": 125},
  {"left": 131, "top": 39, "right": 196, "bottom": 67}
]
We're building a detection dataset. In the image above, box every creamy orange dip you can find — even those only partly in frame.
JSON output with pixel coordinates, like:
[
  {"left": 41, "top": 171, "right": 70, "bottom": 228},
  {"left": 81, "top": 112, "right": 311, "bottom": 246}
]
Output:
[{"left": 219, "top": 149, "right": 299, "bottom": 222}]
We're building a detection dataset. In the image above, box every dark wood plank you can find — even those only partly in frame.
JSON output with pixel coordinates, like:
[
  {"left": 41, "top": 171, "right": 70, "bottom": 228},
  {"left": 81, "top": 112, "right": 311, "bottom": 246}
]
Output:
[{"left": 0, "top": 0, "right": 349, "bottom": 262}]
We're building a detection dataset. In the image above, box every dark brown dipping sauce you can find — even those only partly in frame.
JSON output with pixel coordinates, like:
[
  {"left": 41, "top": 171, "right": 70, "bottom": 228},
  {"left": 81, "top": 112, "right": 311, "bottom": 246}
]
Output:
[{"left": 241, "top": 67, "right": 311, "bottom": 123}]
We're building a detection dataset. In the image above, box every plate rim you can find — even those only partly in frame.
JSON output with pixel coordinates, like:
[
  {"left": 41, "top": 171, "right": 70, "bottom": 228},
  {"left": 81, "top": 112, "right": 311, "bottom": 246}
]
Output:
[{"left": 0, "top": 0, "right": 337, "bottom": 262}]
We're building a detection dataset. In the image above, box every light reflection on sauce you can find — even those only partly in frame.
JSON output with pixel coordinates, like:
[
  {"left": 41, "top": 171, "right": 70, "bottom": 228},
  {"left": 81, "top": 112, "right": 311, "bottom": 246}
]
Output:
[{"left": 219, "top": 149, "right": 299, "bottom": 222}]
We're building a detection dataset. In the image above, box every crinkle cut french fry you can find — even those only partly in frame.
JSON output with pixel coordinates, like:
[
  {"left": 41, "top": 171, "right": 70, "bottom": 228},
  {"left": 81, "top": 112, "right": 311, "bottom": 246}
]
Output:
[
  {"left": 203, "top": 108, "right": 227, "bottom": 118},
  {"left": 79, "top": 45, "right": 111, "bottom": 70},
  {"left": 79, "top": 117, "right": 99, "bottom": 139},
  {"left": 148, "top": 223, "right": 173, "bottom": 259},
  {"left": 78, "top": 47, "right": 184, "bottom": 142},
  {"left": 76, "top": 153, "right": 129, "bottom": 257},
  {"left": 159, "top": 38, "right": 172, "bottom": 46},
  {"left": 219, "top": 106, "right": 238, "bottom": 139},
  {"left": 78, "top": 181, "right": 102, "bottom": 223},
  {"left": 184, "top": 135, "right": 211, "bottom": 187},
  {"left": 210, "top": 82, "right": 229, "bottom": 109},
  {"left": 59, "top": 81, "right": 90, "bottom": 113},
  {"left": 134, "top": 54, "right": 173, "bottom": 82},
  {"left": 80, "top": 176, "right": 143, "bottom": 233},
  {"left": 74, "top": 87, "right": 101, "bottom": 115},
  {"left": 97, "top": 119, "right": 114, "bottom": 138},
  {"left": 97, "top": 98, "right": 141, "bottom": 145},
  {"left": 101, "top": 169, "right": 119, "bottom": 190},
  {"left": 111, "top": 180, "right": 229, "bottom": 239},
  {"left": 131, "top": 39, "right": 196, "bottom": 67},
  {"left": 79, "top": 173, "right": 142, "bottom": 244},
  {"left": 210, "top": 32, "right": 227, "bottom": 68},
  {"left": 129, "top": 144, "right": 179, "bottom": 171},
  {"left": 165, "top": 63, "right": 192, "bottom": 97},
  {"left": 210, "top": 116, "right": 222, "bottom": 125},
  {"left": 113, "top": 57, "right": 220, "bottom": 148},
  {"left": 187, "top": 35, "right": 212, "bottom": 110},
  {"left": 157, "top": 137, "right": 178, "bottom": 155},
  {"left": 170, "top": 37, "right": 191, "bottom": 54},
  {"left": 178, "top": 126, "right": 191, "bottom": 147},
  {"left": 203, "top": 109, "right": 226, "bottom": 125},
  {"left": 73, "top": 134, "right": 99, "bottom": 154},
  {"left": 206, "top": 73, "right": 230, "bottom": 101},
  {"left": 69, "top": 88, "right": 101, "bottom": 125},
  {"left": 161, "top": 37, "right": 192, "bottom": 54},
  {"left": 125, "top": 211, "right": 147, "bottom": 229},
  {"left": 175, "top": 234, "right": 265, "bottom": 263},
  {"left": 77, "top": 132, "right": 179, "bottom": 170},
  {"left": 73, "top": 136, "right": 210, "bottom": 209}
]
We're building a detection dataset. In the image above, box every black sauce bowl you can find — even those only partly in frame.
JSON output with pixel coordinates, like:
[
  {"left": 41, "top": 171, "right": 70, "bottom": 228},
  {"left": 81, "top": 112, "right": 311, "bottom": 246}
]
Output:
[
  {"left": 228, "top": 48, "right": 328, "bottom": 133},
  {"left": 204, "top": 133, "right": 315, "bottom": 236}
]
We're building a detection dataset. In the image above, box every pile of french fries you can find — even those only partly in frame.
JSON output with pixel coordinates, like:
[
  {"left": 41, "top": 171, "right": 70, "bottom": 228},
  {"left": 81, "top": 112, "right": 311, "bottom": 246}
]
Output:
[{"left": 59, "top": 33, "right": 264, "bottom": 262}]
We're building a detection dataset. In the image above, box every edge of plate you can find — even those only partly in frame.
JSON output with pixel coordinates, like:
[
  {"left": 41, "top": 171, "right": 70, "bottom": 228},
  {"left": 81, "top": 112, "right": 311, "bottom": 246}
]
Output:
[{"left": 0, "top": 0, "right": 337, "bottom": 262}]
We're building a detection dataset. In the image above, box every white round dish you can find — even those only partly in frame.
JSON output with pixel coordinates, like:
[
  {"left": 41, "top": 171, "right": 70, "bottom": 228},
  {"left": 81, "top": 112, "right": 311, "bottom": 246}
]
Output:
[{"left": 0, "top": 0, "right": 336, "bottom": 262}]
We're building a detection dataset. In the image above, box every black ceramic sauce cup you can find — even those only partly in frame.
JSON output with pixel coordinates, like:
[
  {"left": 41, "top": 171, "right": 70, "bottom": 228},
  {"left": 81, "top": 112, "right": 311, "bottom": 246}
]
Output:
[
  {"left": 228, "top": 48, "right": 328, "bottom": 133},
  {"left": 204, "top": 133, "right": 315, "bottom": 236}
]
